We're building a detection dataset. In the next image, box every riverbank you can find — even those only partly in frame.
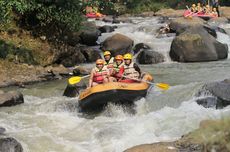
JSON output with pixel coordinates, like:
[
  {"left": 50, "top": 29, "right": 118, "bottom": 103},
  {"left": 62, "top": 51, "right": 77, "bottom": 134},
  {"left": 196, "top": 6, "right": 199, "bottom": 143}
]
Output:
[{"left": 125, "top": 118, "right": 230, "bottom": 152}]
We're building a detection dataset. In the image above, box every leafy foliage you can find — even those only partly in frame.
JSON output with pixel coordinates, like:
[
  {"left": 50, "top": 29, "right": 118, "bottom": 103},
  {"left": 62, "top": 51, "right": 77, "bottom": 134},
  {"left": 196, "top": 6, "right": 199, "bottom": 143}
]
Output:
[
  {"left": 81, "top": 0, "right": 115, "bottom": 14},
  {"left": 0, "top": 0, "right": 83, "bottom": 31},
  {"left": 0, "top": 39, "right": 37, "bottom": 64}
]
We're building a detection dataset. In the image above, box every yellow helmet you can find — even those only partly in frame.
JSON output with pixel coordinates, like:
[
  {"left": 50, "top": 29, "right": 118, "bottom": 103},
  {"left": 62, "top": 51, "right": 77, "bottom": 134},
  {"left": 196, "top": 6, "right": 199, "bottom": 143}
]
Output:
[
  {"left": 96, "top": 59, "right": 104, "bottom": 65},
  {"left": 115, "top": 55, "right": 123, "bottom": 60},
  {"left": 192, "top": 4, "right": 196, "bottom": 7},
  {"left": 123, "top": 53, "right": 132, "bottom": 60},
  {"left": 103, "top": 51, "right": 111, "bottom": 56}
]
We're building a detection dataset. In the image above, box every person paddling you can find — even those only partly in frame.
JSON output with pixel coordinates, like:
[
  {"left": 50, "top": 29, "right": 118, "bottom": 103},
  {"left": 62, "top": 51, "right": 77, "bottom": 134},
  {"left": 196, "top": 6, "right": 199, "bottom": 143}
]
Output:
[
  {"left": 112, "top": 55, "right": 125, "bottom": 81},
  {"left": 190, "top": 4, "right": 196, "bottom": 12},
  {"left": 88, "top": 59, "right": 110, "bottom": 87},
  {"left": 103, "top": 51, "right": 114, "bottom": 69},
  {"left": 119, "top": 53, "right": 141, "bottom": 83}
]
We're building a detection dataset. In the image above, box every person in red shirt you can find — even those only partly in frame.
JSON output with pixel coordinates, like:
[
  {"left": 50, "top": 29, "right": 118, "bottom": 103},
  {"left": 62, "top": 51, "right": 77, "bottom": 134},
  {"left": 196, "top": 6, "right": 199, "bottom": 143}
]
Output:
[
  {"left": 111, "top": 55, "right": 124, "bottom": 81},
  {"left": 88, "top": 59, "right": 110, "bottom": 87}
]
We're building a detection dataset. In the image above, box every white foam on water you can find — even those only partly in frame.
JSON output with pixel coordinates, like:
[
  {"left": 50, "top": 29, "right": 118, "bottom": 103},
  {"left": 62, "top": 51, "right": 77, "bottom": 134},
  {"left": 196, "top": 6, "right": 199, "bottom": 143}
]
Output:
[{"left": 96, "top": 17, "right": 173, "bottom": 63}]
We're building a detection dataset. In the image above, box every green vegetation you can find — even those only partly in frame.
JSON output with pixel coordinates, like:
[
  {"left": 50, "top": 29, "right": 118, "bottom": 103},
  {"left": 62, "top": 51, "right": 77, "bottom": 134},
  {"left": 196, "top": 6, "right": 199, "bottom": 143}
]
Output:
[
  {"left": 0, "top": 0, "right": 83, "bottom": 31},
  {"left": 182, "top": 119, "right": 230, "bottom": 151},
  {"left": 125, "top": 1, "right": 167, "bottom": 14},
  {"left": 0, "top": 39, "right": 36, "bottom": 64}
]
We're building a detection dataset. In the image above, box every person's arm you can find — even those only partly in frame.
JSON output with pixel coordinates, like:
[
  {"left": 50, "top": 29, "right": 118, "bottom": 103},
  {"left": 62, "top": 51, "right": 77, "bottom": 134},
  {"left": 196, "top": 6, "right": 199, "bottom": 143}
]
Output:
[{"left": 88, "top": 69, "right": 94, "bottom": 88}]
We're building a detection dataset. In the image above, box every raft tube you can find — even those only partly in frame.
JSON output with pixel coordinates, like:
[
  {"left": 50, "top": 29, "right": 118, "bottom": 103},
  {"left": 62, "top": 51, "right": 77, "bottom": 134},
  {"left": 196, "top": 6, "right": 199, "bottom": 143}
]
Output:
[
  {"left": 78, "top": 74, "right": 153, "bottom": 112},
  {"left": 183, "top": 10, "right": 217, "bottom": 20},
  {"left": 86, "top": 13, "right": 104, "bottom": 18}
]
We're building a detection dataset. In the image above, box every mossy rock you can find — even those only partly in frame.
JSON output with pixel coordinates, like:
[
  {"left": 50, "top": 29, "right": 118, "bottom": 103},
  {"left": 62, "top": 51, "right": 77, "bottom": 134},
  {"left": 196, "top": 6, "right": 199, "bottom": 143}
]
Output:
[{"left": 0, "top": 40, "right": 37, "bottom": 64}]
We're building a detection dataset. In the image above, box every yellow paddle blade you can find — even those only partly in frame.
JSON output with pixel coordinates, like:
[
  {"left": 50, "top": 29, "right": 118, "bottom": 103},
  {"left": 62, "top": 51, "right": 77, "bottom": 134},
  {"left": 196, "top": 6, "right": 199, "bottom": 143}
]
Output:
[
  {"left": 68, "top": 76, "right": 82, "bottom": 85},
  {"left": 156, "top": 83, "right": 170, "bottom": 90}
]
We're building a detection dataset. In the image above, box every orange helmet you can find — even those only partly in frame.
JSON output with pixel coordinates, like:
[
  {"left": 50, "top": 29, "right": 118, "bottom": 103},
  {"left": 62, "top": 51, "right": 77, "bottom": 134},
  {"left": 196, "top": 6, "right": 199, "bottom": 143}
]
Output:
[
  {"left": 115, "top": 55, "right": 123, "bottom": 60},
  {"left": 96, "top": 59, "right": 104, "bottom": 65}
]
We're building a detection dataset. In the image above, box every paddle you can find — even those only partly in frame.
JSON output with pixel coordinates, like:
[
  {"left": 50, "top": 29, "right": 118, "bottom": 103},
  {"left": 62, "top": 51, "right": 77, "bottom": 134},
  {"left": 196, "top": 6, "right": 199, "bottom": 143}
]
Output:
[
  {"left": 68, "top": 75, "right": 90, "bottom": 85},
  {"left": 121, "top": 75, "right": 170, "bottom": 90}
]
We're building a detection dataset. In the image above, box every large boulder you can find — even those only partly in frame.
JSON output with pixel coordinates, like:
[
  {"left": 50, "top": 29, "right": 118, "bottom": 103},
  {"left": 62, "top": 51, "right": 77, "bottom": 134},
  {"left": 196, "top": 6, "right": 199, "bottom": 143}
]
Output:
[
  {"left": 137, "top": 50, "right": 165, "bottom": 64},
  {"left": 80, "top": 46, "right": 101, "bottom": 63},
  {"left": 155, "top": 9, "right": 184, "bottom": 18},
  {"left": 169, "top": 17, "right": 217, "bottom": 37},
  {"left": 80, "top": 29, "right": 101, "bottom": 46},
  {"left": 98, "top": 25, "right": 117, "bottom": 33},
  {"left": 169, "top": 26, "right": 228, "bottom": 62},
  {"left": 0, "top": 91, "right": 24, "bottom": 107},
  {"left": 113, "top": 16, "right": 132, "bottom": 24},
  {"left": 125, "top": 142, "right": 177, "bottom": 152},
  {"left": 133, "top": 43, "right": 151, "bottom": 54},
  {"left": 54, "top": 45, "right": 86, "bottom": 67},
  {"left": 72, "top": 66, "right": 90, "bottom": 76},
  {"left": 207, "top": 17, "right": 229, "bottom": 34},
  {"left": 0, "top": 137, "right": 23, "bottom": 152},
  {"left": 220, "top": 7, "right": 230, "bottom": 20},
  {"left": 196, "top": 79, "right": 230, "bottom": 109},
  {"left": 208, "top": 17, "right": 229, "bottom": 25},
  {"left": 79, "top": 21, "right": 101, "bottom": 46},
  {"left": 101, "top": 33, "right": 134, "bottom": 56},
  {"left": 63, "top": 32, "right": 81, "bottom": 46}
]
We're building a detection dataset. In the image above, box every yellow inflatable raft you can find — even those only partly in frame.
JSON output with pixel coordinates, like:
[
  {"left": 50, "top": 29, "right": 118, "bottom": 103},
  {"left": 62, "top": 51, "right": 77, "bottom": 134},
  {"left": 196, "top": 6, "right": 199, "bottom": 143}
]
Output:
[{"left": 78, "top": 74, "right": 153, "bottom": 112}]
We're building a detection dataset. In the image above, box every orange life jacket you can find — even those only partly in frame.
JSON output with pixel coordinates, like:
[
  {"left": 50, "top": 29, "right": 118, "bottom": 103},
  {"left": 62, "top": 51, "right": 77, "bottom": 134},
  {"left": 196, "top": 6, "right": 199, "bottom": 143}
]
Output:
[
  {"left": 93, "top": 66, "right": 108, "bottom": 83},
  {"left": 123, "top": 62, "right": 140, "bottom": 79}
]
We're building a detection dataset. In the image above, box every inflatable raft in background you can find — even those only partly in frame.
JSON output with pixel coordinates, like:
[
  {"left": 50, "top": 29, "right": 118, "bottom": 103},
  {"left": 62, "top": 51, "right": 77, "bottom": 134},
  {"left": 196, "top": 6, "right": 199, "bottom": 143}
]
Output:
[
  {"left": 78, "top": 74, "right": 153, "bottom": 112},
  {"left": 86, "top": 12, "right": 105, "bottom": 18},
  {"left": 183, "top": 10, "right": 217, "bottom": 20}
]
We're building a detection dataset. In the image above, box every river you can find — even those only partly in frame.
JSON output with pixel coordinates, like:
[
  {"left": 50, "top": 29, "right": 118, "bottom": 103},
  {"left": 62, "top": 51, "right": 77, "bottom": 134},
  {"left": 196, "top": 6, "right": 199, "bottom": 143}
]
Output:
[{"left": 1, "top": 17, "right": 230, "bottom": 152}]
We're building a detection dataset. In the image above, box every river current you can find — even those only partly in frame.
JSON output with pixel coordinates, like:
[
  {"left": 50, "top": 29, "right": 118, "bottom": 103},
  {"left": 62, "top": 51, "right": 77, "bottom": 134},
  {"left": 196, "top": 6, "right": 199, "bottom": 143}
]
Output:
[{"left": 1, "top": 17, "right": 230, "bottom": 152}]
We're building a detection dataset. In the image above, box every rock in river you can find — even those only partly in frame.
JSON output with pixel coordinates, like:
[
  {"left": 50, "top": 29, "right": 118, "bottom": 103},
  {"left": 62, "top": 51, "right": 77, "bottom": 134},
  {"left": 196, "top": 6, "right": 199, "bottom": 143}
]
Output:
[
  {"left": 0, "top": 91, "right": 24, "bottom": 107},
  {"left": 0, "top": 137, "right": 23, "bottom": 152}
]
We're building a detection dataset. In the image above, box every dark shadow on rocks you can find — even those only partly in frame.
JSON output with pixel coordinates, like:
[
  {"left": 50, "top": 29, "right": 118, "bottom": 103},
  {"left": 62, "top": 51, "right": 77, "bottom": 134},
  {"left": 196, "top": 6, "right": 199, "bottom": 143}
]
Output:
[
  {"left": 0, "top": 91, "right": 24, "bottom": 107},
  {"left": 0, "top": 137, "right": 23, "bottom": 152},
  {"left": 137, "top": 49, "right": 165, "bottom": 64},
  {"left": 133, "top": 43, "right": 150, "bottom": 55},
  {"left": 196, "top": 79, "right": 230, "bottom": 109}
]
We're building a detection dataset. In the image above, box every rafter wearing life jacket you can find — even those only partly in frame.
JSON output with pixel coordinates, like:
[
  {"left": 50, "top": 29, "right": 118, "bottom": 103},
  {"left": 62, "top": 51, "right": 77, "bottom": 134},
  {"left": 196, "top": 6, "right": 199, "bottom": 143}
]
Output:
[
  {"left": 119, "top": 53, "right": 141, "bottom": 83},
  {"left": 92, "top": 66, "right": 108, "bottom": 84},
  {"left": 112, "top": 55, "right": 124, "bottom": 80},
  {"left": 89, "top": 59, "right": 110, "bottom": 87},
  {"left": 103, "top": 51, "right": 114, "bottom": 69},
  {"left": 123, "top": 62, "right": 140, "bottom": 79}
]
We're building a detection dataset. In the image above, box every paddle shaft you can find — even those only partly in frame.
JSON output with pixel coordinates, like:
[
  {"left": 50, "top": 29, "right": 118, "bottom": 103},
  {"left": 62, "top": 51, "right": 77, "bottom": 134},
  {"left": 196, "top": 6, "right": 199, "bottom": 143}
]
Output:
[{"left": 81, "top": 75, "right": 90, "bottom": 79}]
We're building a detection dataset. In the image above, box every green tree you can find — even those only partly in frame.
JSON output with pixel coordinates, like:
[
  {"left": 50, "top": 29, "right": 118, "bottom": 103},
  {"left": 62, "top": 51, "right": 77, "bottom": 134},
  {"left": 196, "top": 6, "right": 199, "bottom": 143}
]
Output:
[{"left": 0, "top": 0, "right": 83, "bottom": 31}]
